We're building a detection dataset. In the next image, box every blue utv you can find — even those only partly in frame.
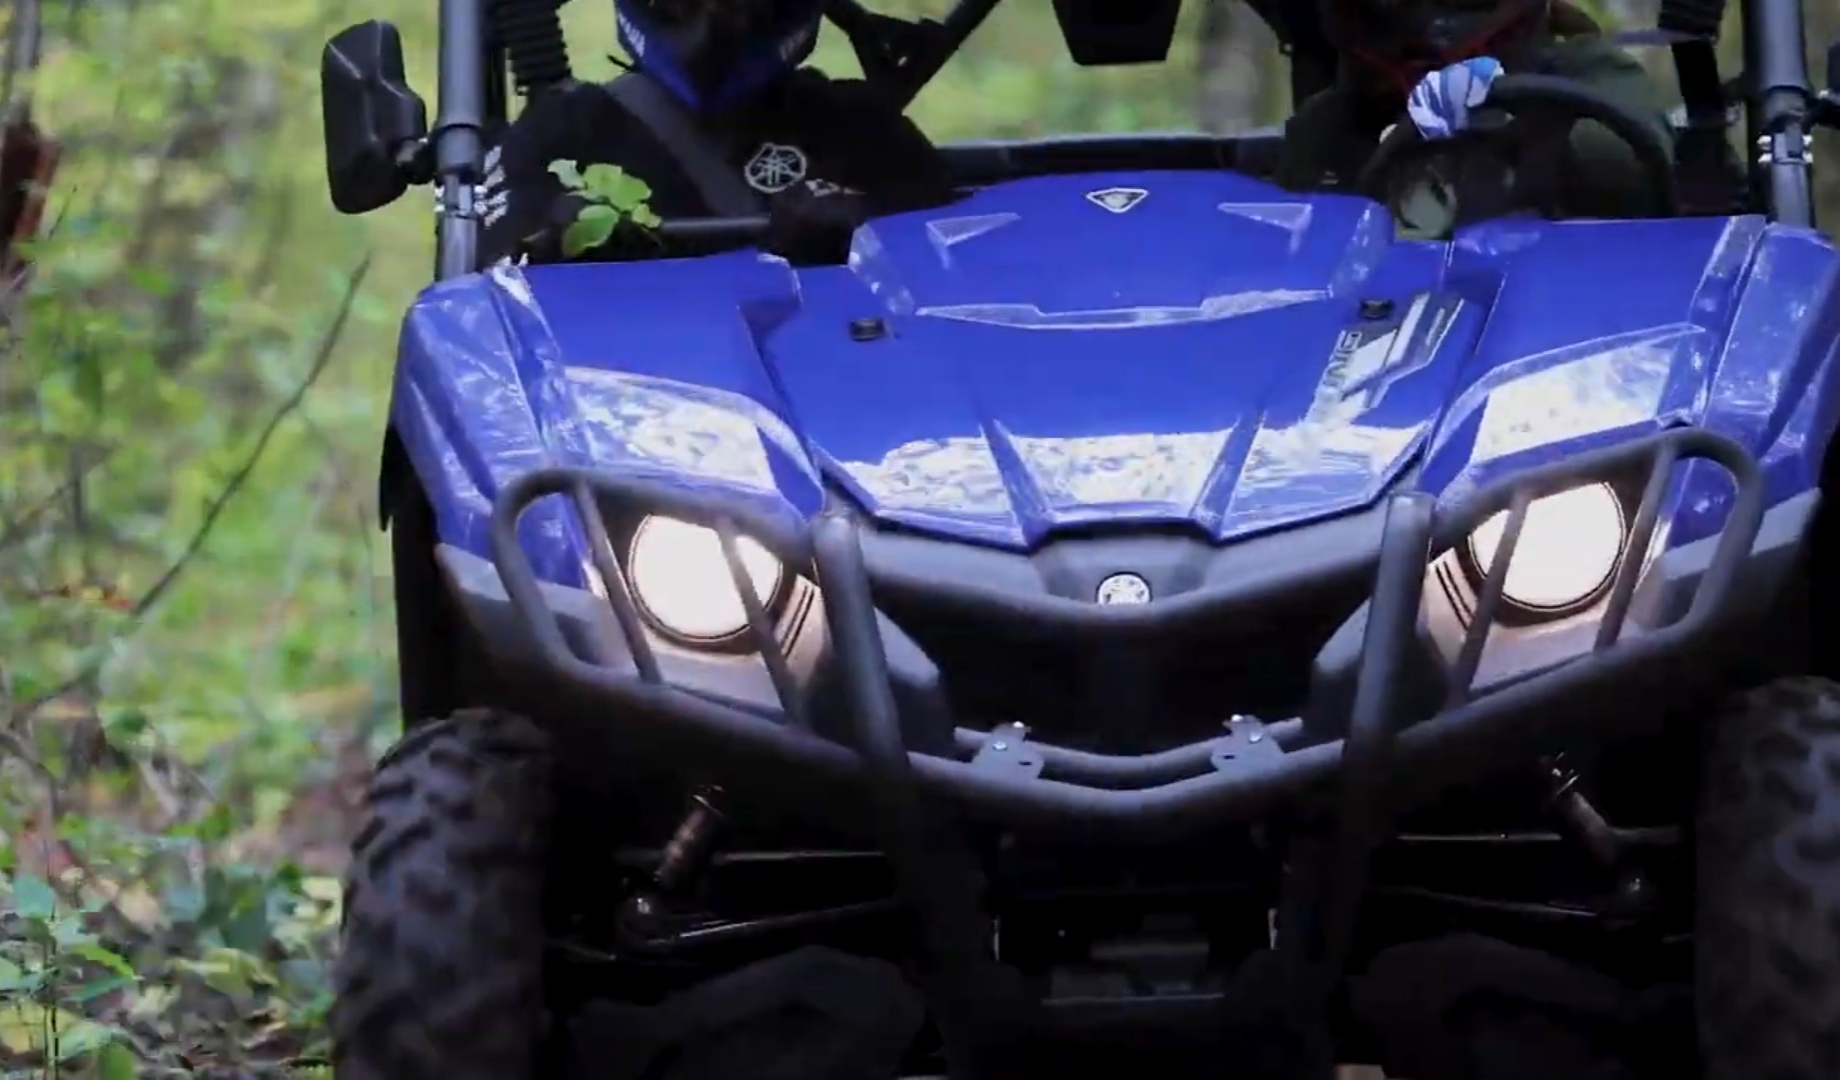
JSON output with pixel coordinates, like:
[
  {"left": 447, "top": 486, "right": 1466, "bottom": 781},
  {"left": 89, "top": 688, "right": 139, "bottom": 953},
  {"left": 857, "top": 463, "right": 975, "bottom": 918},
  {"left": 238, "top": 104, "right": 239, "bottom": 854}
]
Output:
[{"left": 318, "top": 1, "right": 1840, "bottom": 1077}]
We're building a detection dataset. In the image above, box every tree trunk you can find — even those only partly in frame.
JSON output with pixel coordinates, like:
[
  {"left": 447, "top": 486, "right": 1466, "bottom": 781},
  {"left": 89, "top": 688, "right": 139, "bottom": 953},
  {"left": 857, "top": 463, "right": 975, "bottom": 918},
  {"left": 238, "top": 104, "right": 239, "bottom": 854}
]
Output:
[{"left": 1196, "top": 0, "right": 1276, "bottom": 133}]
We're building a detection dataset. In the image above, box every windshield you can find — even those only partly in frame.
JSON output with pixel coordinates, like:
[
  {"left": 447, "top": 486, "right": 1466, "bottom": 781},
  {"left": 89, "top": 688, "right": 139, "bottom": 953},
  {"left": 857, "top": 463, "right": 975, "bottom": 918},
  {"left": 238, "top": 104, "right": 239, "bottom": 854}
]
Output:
[
  {"left": 563, "top": 0, "right": 1291, "bottom": 140},
  {"left": 855, "top": 1, "right": 1288, "bottom": 139}
]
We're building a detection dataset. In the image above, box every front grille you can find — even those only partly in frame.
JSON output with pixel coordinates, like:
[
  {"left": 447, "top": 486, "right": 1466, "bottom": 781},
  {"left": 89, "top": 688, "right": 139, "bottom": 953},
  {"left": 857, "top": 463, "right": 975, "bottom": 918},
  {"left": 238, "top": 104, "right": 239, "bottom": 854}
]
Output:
[{"left": 879, "top": 577, "right": 1369, "bottom": 755}]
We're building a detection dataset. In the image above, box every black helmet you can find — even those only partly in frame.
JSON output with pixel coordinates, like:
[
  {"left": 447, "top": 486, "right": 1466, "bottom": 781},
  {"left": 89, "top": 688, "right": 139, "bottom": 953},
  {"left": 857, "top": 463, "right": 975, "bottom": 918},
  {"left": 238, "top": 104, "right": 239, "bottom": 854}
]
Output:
[
  {"left": 615, "top": 0, "right": 828, "bottom": 111},
  {"left": 1323, "top": 0, "right": 1551, "bottom": 95}
]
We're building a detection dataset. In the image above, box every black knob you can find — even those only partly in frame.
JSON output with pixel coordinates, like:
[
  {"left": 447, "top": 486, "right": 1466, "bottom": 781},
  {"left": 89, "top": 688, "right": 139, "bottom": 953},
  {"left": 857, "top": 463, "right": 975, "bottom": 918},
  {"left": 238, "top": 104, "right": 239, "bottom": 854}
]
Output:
[{"left": 850, "top": 317, "right": 887, "bottom": 341}]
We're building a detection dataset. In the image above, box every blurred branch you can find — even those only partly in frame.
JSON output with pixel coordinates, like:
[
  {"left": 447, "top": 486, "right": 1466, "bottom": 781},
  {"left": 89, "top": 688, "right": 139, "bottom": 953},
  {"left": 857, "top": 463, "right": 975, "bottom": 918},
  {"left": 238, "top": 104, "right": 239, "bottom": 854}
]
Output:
[
  {"left": 6, "top": 255, "right": 374, "bottom": 730},
  {"left": 0, "top": 445, "right": 121, "bottom": 550},
  {"left": 116, "top": 257, "right": 371, "bottom": 620}
]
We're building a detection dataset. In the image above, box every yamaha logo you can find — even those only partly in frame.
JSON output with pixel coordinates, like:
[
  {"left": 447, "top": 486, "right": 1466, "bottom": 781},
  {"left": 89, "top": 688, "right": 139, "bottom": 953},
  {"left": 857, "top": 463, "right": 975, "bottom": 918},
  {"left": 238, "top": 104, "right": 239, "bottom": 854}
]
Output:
[
  {"left": 1096, "top": 573, "right": 1152, "bottom": 605},
  {"left": 1086, "top": 187, "right": 1148, "bottom": 214}
]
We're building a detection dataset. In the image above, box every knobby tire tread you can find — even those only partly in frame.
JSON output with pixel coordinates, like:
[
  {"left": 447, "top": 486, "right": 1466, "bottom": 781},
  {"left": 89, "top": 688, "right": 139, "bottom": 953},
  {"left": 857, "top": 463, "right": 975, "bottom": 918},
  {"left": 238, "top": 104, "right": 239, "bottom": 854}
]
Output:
[
  {"left": 1697, "top": 676, "right": 1840, "bottom": 1080},
  {"left": 332, "top": 708, "right": 552, "bottom": 1080}
]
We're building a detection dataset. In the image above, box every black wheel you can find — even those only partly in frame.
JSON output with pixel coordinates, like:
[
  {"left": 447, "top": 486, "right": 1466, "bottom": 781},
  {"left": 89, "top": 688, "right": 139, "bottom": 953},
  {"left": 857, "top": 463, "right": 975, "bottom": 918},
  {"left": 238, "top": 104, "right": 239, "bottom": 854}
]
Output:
[
  {"left": 332, "top": 709, "right": 553, "bottom": 1080},
  {"left": 1696, "top": 676, "right": 1840, "bottom": 1080}
]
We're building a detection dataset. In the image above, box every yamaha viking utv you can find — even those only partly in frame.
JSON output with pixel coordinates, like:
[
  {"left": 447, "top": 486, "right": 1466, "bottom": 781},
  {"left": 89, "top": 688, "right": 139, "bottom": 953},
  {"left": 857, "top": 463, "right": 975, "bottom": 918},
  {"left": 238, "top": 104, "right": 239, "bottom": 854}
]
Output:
[{"left": 319, "top": 0, "right": 1840, "bottom": 1076}]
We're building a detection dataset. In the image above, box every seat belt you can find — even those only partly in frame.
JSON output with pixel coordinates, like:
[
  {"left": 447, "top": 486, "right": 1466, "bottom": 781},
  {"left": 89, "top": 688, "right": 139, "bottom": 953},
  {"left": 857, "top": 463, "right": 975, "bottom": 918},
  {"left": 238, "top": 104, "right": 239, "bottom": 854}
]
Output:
[
  {"left": 1610, "top": 0, "right": 1744, "bottom": 213},
  {"left": 1653, "top": 0, "right": 1730, "bottom": 131},
  {"left": 604, "top": 73, "right": 764, "bottom": 216}
]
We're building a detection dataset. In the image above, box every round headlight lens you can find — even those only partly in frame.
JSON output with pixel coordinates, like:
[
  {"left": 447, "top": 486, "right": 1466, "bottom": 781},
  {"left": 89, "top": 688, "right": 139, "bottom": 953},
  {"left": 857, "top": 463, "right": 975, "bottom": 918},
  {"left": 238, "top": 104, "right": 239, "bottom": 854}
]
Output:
[
  {"left": 1466, "top": 482, "right": 1627, "bottom": 615},
  {"left": 627, "top": 516, "right": 784, "bottom": 644}
]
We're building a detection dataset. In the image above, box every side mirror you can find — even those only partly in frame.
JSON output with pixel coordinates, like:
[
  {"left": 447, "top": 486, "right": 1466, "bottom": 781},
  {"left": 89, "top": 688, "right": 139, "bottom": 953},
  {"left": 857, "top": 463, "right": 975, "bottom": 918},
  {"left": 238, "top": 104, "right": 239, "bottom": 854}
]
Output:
[
  {"left": 1052, "top": 0, "right": 1182, "bottom": 67},
  {"left": 322, "top": 21, "right": 429, "bottom": 215}
]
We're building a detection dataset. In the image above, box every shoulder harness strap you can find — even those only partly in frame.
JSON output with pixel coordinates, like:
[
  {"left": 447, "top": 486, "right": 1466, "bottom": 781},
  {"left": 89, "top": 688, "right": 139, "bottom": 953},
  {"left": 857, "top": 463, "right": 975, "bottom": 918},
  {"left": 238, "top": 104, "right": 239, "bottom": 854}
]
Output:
[{"left": 604, "top": 73, "right": 765, "bottom": 216}]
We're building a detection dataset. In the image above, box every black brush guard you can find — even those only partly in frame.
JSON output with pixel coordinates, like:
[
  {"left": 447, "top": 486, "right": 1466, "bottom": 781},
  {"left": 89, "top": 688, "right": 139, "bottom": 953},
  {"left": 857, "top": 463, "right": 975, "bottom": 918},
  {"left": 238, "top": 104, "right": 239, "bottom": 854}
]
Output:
[
  {"left": 487, "top": 427, "right": 1764, "bottom": 1074},
  {"left": 487, "top": 427, "right": 1765, "bottom": 837}
]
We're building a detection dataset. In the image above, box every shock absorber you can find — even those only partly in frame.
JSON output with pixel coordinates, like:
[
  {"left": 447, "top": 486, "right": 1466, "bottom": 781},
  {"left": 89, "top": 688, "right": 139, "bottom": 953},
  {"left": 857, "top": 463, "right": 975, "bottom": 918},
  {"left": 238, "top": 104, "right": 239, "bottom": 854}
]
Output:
[
  {"left": 1542, "top": 754, "right": 1652, "bottom": 915},
  {"left": 492, "top": 0, "right": 572, "bottom": 98},
  {"left": 653, "top": 786, "right": 726, "bottom": 896},
  {"left": 617, "top": 786, "right": 726, "bottom": 944},
  {"left": 1544, "top": 755, "right": 1619, "bottom": 866}
]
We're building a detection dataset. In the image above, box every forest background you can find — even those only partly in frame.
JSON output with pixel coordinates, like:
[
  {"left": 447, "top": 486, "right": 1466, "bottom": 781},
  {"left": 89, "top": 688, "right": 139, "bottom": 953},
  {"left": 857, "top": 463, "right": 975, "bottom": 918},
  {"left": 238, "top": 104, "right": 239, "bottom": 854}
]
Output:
[{"left": 1, "top": 0, "right": 1836, "bottom": 1074}]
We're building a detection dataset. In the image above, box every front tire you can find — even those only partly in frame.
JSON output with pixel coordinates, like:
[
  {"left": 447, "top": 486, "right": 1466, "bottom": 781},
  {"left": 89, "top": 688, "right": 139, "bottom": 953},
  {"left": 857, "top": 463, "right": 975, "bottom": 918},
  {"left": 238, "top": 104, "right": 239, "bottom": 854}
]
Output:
[
  {"left": 1696, "top": 677, "right": 1840, "bottom": 1080},
  {"left": 332, "top": 709, "right": 552, "bottom": 1079}
]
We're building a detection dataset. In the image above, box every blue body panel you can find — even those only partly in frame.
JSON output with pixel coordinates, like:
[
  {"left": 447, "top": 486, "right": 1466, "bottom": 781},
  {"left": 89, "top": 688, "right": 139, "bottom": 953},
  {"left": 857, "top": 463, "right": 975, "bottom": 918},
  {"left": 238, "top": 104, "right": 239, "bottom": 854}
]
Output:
[{"left": 392, "top": 170, "right": 1840, "bottom": 583}]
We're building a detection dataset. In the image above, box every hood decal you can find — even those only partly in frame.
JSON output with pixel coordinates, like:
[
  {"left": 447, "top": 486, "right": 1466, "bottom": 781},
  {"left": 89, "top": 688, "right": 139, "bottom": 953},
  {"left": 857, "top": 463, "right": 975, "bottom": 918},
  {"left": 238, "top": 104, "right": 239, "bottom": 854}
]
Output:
[{"left": 915, "top": 289, "right": 1327, "bottom": 331}]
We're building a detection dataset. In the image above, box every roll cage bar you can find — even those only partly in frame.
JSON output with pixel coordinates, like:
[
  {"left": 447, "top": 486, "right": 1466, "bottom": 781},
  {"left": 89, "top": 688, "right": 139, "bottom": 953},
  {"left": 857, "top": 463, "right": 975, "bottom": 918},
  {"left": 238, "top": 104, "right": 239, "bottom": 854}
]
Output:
[{"left": 395, "top": 0, "right": 1836, "bottom": 278}]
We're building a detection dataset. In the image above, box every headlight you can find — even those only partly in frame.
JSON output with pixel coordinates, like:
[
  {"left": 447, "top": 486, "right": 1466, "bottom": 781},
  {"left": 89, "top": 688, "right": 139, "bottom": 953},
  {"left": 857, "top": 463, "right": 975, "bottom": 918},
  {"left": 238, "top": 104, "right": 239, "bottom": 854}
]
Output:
[
  {"left": 1465, "top": 482, "right": 1627, "bottom": 617},
  {"left": 627, "top": 516, "right": 784, "bottom": 645}
]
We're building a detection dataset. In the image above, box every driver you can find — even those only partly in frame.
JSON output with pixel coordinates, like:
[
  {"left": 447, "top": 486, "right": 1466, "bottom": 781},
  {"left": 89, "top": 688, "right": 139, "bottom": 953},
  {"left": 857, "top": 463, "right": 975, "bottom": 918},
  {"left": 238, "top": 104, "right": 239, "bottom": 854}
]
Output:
[
  {"left": 479, "top": 0, "right": 956, "bottom": 266},
  {"left": 1278, "top": 0, "right": 1674, "bottom": 224}
]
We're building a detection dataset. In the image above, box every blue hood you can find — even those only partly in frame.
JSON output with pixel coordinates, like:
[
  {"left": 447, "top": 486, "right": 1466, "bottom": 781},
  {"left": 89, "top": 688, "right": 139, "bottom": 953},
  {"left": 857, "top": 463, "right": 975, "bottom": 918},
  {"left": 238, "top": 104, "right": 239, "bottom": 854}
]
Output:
[{"left": 393, "top": 170, "right": 1840, "bottom": 570}]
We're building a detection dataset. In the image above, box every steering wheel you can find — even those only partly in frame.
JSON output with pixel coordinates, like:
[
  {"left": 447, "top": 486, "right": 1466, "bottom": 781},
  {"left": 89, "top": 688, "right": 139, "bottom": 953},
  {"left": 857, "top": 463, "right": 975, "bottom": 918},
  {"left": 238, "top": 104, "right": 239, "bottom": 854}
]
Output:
[{"left": 1357, "top": 73, "right": 1679, "bottom": 226}]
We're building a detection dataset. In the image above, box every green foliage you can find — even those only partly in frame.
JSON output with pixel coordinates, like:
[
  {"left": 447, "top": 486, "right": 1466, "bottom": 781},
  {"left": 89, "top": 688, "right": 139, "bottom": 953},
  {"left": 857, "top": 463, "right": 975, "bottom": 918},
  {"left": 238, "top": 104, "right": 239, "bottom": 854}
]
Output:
[
  {"left": 0, "top": 861, "right": 339, "bottom": 1072},
  {"left": 548, "top": 159, "right": 662, "bottom": 256},
  {"left": 2, "top": 0, "right": 391, "bottom": 1071},
  {"left": 2, "top": 869, "right": 137, "bottom": 1067}
]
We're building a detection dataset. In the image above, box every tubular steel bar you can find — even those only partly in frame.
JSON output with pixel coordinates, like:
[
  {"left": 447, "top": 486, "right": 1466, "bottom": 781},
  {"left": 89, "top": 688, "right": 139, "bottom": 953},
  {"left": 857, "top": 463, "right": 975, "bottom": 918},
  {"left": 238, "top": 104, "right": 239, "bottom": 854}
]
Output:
[
  {"left": 571, "top": 481, "right": 661, "bottom": 683},
  {"left": 1596, "top": 440, "right": 1679, "bottom": 650},
  {"left": 718, "top": 516, "right": 807, "bottom": 729},
  {"left": 1320, "top": 491, "right": 1435, "bottom": 979},
  {"left": 486, "top": 428, "right": 1767, "bottom": 839},
  {"left": 950, "top": 718, "right": 1308, "bottom": 788},
  {"left": 433, "top": 0, "right": 487, "bottom": 278},
  {"left": 1744, "top": 0, "right": 1817, "bottom": 226},
  {"left": 810, "top": 513, "right": 1015, "bottom": 1076},
  {"left": 1449, "top": 489, "right": 1528, "bottom": 705}
]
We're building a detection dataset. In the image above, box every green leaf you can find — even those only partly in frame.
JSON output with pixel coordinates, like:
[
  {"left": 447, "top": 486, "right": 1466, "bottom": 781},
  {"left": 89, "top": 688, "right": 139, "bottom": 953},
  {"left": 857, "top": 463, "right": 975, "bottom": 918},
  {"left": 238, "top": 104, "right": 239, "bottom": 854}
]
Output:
[
  {"left": 68, "top": 975, "right": 135, "bottom": 1005},
  {"left": 67, "top": 941, "right": 136, "bottom": 979},
  {"left": 186, "top": 803, "right": 236, "bottom": 844},
  {"left": 173, "top": 946, "right": 278, "bottom": 1000},
  {"left": 96, "top": 1039, "right": 138, "bottom": 1080},
  {"left": 125, "top": 266, "right": 174, "bottom": 297},
  {"left": 101, "top": 707, "right": 150, "bottom": 742},
  {"left": 160, "top": 880, "right": 205, "bottom": 923},
  {"left": 547, "top": 159, "right": 585, "bottom": 192},
  {"left": 561, "top": 205, "right": 620, "bottom": 258},
  {"left": 0, "top": 1002, "right": 80, "bottom": 1055},
  {"left": 53, "top": 1019, "right": 119, "bottom": 1061},
  {"left": 580, "top": 164, "right": 654, "bottom": 212},
  {"left": 9, "top": 873, "right": 57, "bottom": 920},
  {"left": 630, "top": 205, "right": 663, "bottom": 229},
  {"left": 51, "top": 914, "right": 97, "bottom": 949},
  {"left": 0, "top": 957, "right": 26, "bottom": 993}
]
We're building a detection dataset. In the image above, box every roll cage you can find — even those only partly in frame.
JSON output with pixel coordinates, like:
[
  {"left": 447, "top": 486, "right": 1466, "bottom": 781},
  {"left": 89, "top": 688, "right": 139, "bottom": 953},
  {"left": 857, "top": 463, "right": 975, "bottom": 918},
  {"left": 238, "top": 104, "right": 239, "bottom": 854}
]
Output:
[{"left": 322, "top": 0, "right": 1838, "bottom": 277}]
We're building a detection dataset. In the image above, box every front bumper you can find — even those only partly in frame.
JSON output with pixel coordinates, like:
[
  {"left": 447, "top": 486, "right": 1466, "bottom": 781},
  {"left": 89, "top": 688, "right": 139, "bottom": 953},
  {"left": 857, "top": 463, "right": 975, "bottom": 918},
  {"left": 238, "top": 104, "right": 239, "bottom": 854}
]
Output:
[{"left": 451, "top": 429, "right": 1783, "bottom": 838}]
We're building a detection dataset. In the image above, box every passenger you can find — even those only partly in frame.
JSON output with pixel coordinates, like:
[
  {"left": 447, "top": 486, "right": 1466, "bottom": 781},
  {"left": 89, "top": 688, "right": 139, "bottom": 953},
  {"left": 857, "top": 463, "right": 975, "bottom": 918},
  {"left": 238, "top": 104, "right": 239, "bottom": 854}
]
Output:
[
  {"left": 479, "top": 0, "right": 956, "bottom": 266},
  {"left": 1279, "top": 0, "right": 1675, "bottom": 222}
]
